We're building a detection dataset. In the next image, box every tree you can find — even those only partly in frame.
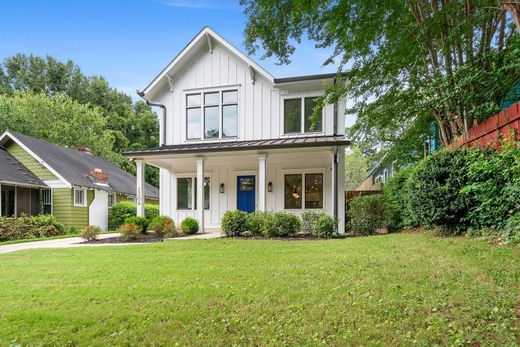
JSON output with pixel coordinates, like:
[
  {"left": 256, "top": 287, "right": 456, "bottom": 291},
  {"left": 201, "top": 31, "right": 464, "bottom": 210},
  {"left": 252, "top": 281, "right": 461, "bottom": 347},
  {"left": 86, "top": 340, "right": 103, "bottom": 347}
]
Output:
[
  {"left": 241, "top": 0, "right": 520, "bottom": 157},
  {"left": 344, "top": 147, "right": 369, "bottom": 191},
  {"left": 0, "top": 54, "right": 160, "bottom": 187},
  {"left": 0, "top": 92, "right": 114, "bottom": 157}
]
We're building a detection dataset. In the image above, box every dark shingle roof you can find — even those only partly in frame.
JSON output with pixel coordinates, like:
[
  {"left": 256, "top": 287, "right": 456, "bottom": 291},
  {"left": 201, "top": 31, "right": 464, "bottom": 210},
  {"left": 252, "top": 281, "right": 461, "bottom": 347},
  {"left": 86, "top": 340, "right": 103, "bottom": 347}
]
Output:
[
  {"left": 124, "top": 135, "right": 350, "bottom": 157},
  {"left": 0, "top": 147, "right": 46, "bottom": 187},
  {"left": 5, "top": 131, "right": 159, "bottom": 199}
]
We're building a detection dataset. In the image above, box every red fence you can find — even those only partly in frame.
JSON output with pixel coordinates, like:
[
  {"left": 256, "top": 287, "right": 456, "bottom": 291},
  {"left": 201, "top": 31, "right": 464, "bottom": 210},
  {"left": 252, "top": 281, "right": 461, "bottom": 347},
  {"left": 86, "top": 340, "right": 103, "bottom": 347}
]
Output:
[{"left": 451, "top": 102, "right": 520, "bottom": 149}]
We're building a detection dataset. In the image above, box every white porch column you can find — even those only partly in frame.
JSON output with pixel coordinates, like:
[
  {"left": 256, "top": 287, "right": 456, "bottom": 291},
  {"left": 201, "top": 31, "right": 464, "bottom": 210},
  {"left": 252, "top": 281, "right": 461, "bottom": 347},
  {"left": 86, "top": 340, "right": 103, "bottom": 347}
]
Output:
[
  {"left": 338, "top": 147, "right": 346, "bottom": 233},
  {"left": 258, "top": 154, "right": 267, "bottom": 211},
  {"left": 136, "top": 159, "right": 145, "bottom": 217},
  {"left": 196, "top": 157, "right": 205, "bottom": 233}
]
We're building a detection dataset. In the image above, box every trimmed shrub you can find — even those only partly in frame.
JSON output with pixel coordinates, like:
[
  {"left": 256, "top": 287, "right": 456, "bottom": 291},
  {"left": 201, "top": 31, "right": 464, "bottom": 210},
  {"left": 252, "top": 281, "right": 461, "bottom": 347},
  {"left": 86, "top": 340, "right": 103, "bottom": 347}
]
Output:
[
  {"left": 145, "top": 204, "right": 160, "bottom": 221},
  {"left": 406, "top": 149, "right": 470, "bottom": 234},
  {"left": 181, "top": 217, "right": 199, "bottom": 234},
  {"left": 125, "top": 216, "right": 148, "bottom": 233},
  {"left": 248, "top": 211, "right": 272, "bottom": 236},
  {"left": 383, "top": 168, "right": 413, "bottom": 232},
  {"left": 109, "top": 202, "right": 159, "bottom": 230},
  {"left": 0, "top": 214, "right": 66, "bottom": 242},
  {"left": 118, "top": 223, "right": 141, "bottom": 241},
  {"left": 262, "top": 212, "right": 301, "bottom": 237},
  {"left": 221, "top": 210, "right": 249, "bottom": 236},
  {"left": 80, "top": 225, "right": 102, "bottom": 241},
  {"left": 314, "top": 213, "right": 336, "bottom": 238},
  {"left": 149, "top": 216, "right": 176, "bottom": 237},
  {"left": 501, "top": 213, "right": 520, "bottom": 244},
  {"left": 348, "top": 194, "right": 386, "bottom": 236},
  {"left": 301, "top": 211, "right": 322, "bottom": 234}
]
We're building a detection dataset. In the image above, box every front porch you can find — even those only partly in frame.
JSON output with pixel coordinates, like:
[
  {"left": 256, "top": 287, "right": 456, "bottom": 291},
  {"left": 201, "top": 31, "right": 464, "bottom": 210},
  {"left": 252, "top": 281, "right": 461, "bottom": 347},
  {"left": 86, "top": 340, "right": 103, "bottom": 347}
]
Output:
[
  {"left": 0, "top": 183, "right": 49, "bottom": 218},
  {"left": 131, "top": 144, "right": 346, "bottom": 233}
]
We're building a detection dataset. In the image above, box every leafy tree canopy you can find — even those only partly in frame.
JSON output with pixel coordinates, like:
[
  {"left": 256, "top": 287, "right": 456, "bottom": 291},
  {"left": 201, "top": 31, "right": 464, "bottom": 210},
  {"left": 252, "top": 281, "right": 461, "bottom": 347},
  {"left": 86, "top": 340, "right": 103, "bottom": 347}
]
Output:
[
  {"left": 0, "top": 54, "right": 159, "bottom": 187},
  {"left": 344, "top": 146, "right": 369, "bottom": 191},
  {"left": 241, "top": 0, "right": 520, "bottom": 164}
]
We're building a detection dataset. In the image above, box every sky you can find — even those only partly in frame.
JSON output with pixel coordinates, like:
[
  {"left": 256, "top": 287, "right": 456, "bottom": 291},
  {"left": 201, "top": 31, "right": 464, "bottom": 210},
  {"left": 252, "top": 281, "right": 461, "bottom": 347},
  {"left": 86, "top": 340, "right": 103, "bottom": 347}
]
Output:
[{"left": 0, "top": 0, "right": 339, "bottom": 100}]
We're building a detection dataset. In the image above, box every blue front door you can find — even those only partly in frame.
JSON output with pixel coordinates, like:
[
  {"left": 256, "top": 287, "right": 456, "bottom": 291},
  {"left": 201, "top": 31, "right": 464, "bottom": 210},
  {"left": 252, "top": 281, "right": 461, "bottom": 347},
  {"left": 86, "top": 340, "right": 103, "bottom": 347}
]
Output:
[{"left": 237, "top": 175, "right": 255, "bottom": 213}]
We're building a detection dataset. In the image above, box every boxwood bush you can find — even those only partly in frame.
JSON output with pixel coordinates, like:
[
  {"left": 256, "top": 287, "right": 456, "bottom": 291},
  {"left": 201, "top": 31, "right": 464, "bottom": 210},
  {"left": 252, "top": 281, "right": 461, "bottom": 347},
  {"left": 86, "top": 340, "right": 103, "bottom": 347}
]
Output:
[
  {"left": 124, "top": 216, "right": 148, "bottom": 233},
  {"left": 301, "top": 211, "right": 322, "bottom": 234},
  {"left": 314, "top": 213, "right": 336, "bottom": 238},
  {"left": 348, "top": 194, "right": 386, "bottom": 236},
  {"left": 248, "top": 211, "right": 272, "bottom": 236},
  {"left": 181, "top": 217, "right": 199, "bottom": 234},
  {"left": 262, "top": 212, "right": 301, "bottom": 237},
  {"left": 221, "top": 210, "right": 249, "bottom": 236}
]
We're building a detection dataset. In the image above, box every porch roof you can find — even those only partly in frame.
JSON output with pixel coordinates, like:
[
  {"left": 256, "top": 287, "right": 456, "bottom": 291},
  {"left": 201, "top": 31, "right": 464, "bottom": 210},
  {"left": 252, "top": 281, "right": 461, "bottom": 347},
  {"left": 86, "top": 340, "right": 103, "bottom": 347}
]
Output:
[
  {"left": 0, "top": 147, "right": 47, "bottom": 188},
  {"left": 124, "top": 135, "right": 349, "bottom": 158}
]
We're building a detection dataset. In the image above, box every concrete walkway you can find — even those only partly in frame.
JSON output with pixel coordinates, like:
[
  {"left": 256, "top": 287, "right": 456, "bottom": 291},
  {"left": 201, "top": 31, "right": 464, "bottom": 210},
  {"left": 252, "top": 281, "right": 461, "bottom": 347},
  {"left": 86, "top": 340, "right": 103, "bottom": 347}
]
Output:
[{"left": 0, "top": 231, "right": 222, "bottom": 255}]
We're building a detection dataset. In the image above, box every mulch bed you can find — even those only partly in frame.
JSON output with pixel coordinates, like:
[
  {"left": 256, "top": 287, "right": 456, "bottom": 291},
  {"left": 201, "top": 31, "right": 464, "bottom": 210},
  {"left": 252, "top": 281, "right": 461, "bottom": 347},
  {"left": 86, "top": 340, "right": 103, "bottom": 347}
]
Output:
[{"left": 81, "top": 233, "right": 165, "bottom": 244}]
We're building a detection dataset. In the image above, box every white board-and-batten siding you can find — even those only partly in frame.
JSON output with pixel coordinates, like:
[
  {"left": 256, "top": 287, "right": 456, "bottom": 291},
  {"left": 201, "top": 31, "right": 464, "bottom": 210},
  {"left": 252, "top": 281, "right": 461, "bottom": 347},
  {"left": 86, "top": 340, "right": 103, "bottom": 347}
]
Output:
[{"left": 154, "top": 44, "right": 338, "bottom": 146}]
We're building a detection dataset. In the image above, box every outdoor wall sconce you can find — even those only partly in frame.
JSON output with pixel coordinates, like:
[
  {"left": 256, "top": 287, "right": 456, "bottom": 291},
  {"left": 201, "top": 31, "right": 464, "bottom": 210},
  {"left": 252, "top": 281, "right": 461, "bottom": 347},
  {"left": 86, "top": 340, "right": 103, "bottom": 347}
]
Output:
[
  {"left": 267, "top": 182, "right": 273, "bottom": 192},
  {"left": 219, "top": 183, "right": 225, "bottom": 193}
]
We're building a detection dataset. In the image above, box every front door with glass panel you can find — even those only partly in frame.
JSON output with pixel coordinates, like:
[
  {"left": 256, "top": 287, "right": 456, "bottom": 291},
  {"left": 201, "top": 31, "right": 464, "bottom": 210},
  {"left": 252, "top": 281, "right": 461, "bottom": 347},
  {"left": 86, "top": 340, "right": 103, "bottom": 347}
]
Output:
[{"left": 237, "top": 176, "right": 255, "bottom": 213}]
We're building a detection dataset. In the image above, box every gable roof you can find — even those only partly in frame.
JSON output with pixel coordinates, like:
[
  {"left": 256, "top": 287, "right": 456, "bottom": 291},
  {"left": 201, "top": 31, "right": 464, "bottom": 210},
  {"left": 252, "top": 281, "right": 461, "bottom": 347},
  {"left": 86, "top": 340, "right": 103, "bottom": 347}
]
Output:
[
  {"left": 0, "top": 146, "right": 46, "bottom": 188},
  {"left": 140, "top": 27, "right": 275, "bottom": 100},
  {"left": 0, "top": 131, "right": 159, "bottom": 199}
]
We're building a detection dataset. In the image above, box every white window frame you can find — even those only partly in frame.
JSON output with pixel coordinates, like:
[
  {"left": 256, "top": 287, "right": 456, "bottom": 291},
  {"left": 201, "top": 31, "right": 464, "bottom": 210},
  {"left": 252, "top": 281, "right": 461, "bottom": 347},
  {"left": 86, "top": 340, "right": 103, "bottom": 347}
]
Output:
[
  {"left": 108, "top": 193, "right": 116, "bottom": 207},
  {"left": 42, "top": 189, "right": 52, "bottom": 214},
  {"left": 176, "top": 174, "right": 211, "bottom": 211},
  {"left": 282, "top": 169, "right": 325, "bottom": 211},
  {"left": 73, "top": 188, "right": 87, "bottom": 207},
  {"left": 185, "top": 89, "right": 239, "bottom": 141},
  {"left": 282, "top": 93, "right": 324, "bottom": 135}
]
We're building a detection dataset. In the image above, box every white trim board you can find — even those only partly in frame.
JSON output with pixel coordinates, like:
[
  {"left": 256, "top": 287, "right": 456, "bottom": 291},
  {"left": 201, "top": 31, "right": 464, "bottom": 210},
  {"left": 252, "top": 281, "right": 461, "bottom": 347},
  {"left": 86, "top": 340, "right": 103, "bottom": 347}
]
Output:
[{"left": 0, "top": 131, "right": 72, "bottom": 188}]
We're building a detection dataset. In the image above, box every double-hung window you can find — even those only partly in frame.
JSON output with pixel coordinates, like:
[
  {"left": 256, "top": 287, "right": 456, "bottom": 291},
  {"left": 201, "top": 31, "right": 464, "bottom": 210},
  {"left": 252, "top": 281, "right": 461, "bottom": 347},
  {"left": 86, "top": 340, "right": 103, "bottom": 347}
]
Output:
[
  {"left": 42, "top": 189, "right": 52, "bottom": 214},
  {"left": 177, "top": 177, "right": 210, "bottom": 210},
  {"left": 186, "top": 90, "right": 238, "bottom": 140},
  {"left": 284, "top": 96, "right": 322, "bottom": 134},
  {"left": 108, "top": 193, "right": 116, "bottom": 207},
  {"left": 284, "top": 173, "right": 323, "bottom": 209},
  {"left": 74, "top": 188, "right": 87, "bottom": 207}
]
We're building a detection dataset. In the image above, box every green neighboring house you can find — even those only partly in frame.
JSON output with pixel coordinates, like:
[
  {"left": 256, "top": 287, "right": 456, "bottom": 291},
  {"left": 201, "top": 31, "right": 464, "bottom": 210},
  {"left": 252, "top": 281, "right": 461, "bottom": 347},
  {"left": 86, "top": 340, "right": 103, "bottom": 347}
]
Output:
[{"left": 0, "top": 130, "right": 159, "bottom": 230}]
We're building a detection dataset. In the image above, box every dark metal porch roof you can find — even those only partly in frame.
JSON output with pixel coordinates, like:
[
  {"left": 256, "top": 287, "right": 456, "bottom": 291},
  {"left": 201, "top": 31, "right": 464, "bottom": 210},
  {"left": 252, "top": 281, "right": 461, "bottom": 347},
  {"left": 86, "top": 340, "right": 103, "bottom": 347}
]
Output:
[{"left": 124, "top": 135, "right": 350, "bottom": 157}]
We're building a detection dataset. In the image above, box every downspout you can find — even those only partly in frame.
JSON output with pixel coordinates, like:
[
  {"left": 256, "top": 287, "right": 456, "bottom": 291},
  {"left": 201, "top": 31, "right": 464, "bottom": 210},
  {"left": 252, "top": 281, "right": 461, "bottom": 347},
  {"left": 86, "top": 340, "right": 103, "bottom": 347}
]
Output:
[
  {"left": 333, "top": 145, "right": 339, "bottom": 235},
  {"left": 137, "top": 90, "right": 167, "bottom": 147}
]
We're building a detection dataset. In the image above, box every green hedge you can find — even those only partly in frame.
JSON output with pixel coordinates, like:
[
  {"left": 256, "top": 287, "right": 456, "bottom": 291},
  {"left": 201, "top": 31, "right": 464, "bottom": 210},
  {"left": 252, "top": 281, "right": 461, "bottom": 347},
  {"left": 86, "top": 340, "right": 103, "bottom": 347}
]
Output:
[
  {"left": 108, "top": 202, "right": 159, "bottom": 231},
  {"left": 384, "top": 144, "right": 520, "bottom": 239},
  {"left": 348, "top": 194, "right": 386, "bottom": 235},
  {"left": 0, "top": 214, "right": 66, "bottom": 242}
]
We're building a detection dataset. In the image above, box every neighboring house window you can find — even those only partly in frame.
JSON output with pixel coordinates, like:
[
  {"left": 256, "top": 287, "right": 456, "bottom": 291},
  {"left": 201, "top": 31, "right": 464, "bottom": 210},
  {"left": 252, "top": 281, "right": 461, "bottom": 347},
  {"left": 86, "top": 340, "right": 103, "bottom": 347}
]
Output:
[
  {"left": 283, "top": 96, "right": 322, "bottom": 134},
  {"left": 186, "top": 90, "right": 238, "bottom": 140},
  {"left": 42, "top": 189, "right": 52, "bottom": 214},
  {"left": 177, "top": 177, "right": 210, "bottom": 210},
  {"left": 284, "top": 173, "right": 323, "bottom": 209},
  {"left": 127, "top": 196, "right": 136, "bottom": 203},
  {"left": 108, "top": 193, "right": 116, "bottom": 207},
  {"left": 74, "top": 188, "right": 87, "bottom": 207}
]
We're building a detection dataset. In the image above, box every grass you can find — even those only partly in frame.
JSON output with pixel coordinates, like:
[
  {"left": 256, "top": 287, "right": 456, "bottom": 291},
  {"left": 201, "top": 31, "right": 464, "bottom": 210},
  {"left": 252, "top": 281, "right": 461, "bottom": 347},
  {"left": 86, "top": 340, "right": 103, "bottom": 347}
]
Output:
[{"left": 0, "top": 233, "right": 519, "bottom": 345}]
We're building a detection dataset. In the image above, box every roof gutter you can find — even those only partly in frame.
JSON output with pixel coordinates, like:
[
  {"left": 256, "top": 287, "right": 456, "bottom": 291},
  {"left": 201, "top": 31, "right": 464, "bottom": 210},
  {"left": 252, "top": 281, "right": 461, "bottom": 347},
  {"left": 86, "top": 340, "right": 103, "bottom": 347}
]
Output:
[{"left": 137, "top": 90, "right": 167, "bottom": 146}]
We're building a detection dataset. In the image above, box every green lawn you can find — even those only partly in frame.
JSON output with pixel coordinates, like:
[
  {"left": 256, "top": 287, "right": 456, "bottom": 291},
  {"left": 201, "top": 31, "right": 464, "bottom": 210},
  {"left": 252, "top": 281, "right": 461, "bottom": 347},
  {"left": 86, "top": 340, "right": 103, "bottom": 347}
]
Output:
[{"left": 1, "top": 234, "right": 519, "bottom": 346}]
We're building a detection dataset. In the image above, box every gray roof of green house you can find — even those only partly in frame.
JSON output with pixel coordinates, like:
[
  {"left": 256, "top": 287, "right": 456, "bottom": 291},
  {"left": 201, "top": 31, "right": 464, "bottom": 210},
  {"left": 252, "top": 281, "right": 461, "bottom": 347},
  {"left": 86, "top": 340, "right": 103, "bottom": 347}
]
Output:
[
  {"left": 0, "top": 146, "right": 46, "bottom": 188},
  {"left": 1, "top": 131, "right": 159, "bottom": 199}
]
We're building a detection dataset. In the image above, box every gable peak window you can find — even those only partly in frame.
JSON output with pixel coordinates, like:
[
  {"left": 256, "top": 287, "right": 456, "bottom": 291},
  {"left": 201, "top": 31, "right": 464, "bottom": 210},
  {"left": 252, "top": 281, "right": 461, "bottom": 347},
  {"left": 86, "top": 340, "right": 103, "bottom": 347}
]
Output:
[
  {"left": 186, "top": 89, "right": 238, "bottom": 140},
  {"left": 284, "top": 96, "right": 323, "bottom": 134}
]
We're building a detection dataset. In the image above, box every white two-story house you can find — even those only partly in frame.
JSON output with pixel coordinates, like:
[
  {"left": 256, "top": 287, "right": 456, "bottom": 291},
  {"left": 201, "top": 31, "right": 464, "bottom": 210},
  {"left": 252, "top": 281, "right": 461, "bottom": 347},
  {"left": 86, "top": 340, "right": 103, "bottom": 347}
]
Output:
[{"left": 125, "top": 27, "right": 349, "bottom": 233}]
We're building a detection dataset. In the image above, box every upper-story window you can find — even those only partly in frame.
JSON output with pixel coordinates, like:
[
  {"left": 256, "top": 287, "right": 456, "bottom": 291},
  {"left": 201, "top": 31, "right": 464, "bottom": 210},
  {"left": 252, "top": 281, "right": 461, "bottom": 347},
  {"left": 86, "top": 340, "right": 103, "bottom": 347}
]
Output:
[
  {"left": 186, "top": 90, "right": 238, "bottom": 140},
  {"left": 284, "top": 96, "right": 323, "bottom": 134}
]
